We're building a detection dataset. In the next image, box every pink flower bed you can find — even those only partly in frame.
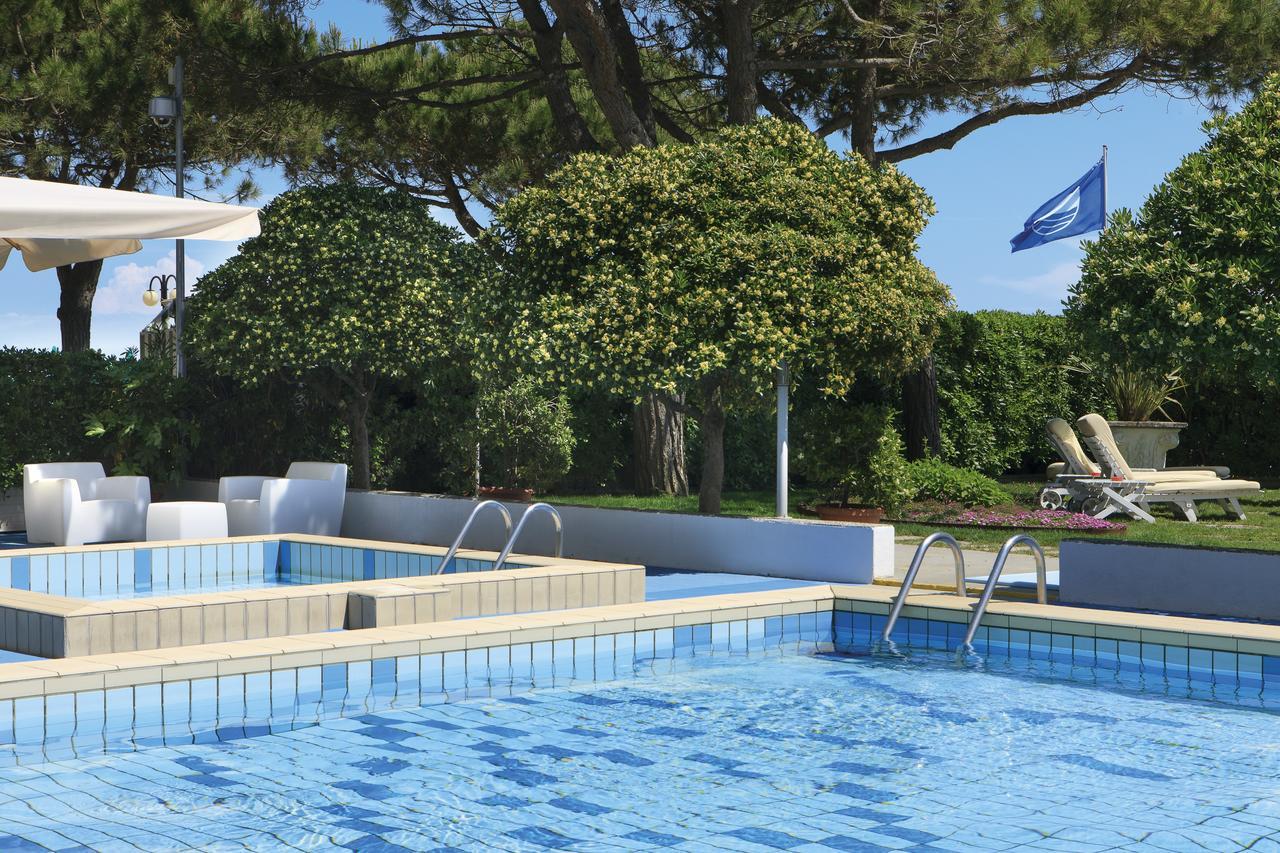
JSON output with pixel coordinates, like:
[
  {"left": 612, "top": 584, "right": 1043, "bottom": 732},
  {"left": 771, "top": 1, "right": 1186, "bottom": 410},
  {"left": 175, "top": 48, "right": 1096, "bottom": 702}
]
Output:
[{"left": 897, "top": 507, "right": 1125, "bottom": 532}]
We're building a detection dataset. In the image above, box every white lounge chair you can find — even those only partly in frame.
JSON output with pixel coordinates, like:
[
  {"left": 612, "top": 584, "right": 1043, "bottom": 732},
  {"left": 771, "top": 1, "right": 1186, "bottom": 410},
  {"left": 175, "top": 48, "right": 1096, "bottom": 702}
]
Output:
[
  {"left": 23, "top": 462, "right": 150, "bottom": 546},
  {"left": 1074, "top": 414, "right": 1259, "bottom": 522},
  {"left": 1044, "top": 418, "right": 1225, "bottom": 484},
  {"left": 218, "top": 462, "right": 348, "bottom": 537}
]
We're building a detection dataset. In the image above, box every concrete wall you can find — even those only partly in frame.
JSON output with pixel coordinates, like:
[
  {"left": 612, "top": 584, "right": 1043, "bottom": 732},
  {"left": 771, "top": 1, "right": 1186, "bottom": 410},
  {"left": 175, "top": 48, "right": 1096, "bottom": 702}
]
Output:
[
  {"left": 339, "top": 491, "right": 891, "bottom": 584},
  {"left": 1059, "top": 539, "right": 1280, "bottom": 621}
]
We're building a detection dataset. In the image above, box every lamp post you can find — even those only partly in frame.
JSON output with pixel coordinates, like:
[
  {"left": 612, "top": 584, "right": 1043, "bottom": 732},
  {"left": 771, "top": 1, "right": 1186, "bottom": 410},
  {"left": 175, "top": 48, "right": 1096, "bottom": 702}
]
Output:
[
  {"left": 142, "top": 273, "right": 176, "bottom": 309},
  {"left": 776, "top": 360, "right": 790, "bottom": 518},
  {"left": 148, "top": 55, "right": 185, "bottom": 377}
]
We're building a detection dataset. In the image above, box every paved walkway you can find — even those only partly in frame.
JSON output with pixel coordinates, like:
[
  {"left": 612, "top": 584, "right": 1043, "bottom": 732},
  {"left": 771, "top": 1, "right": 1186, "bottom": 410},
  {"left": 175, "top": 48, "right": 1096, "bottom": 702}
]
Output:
[{"left": 892, "top": 542, "right": 1059, "bottom": 588}]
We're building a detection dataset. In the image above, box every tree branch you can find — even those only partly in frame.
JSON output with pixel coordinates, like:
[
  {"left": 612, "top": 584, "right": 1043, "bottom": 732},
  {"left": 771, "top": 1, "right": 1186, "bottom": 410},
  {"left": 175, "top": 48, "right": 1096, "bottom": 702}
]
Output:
[{"left": 877, "top": 62, "right": 1142, "bottom": 162}]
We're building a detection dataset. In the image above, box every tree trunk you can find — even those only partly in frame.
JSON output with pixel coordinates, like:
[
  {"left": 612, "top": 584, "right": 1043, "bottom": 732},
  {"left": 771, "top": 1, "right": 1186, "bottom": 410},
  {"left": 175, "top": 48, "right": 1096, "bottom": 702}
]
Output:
[
  {"left": 697, "top": 385, "right": 726, "bottom": 515},
  {"left": 517, "top": 0, "right": 601, "bottom": 155},
  {"left": 345, "top": 389, "right": 373, "bottom": 490},
  {"left": 632, "top": 392, "right": 689, "bottom": 495},
  {"left": 543, "top": 0, "right": 654, "bottom": 149},
  {"left": 55, "top": 260, "right": 104, "bottom": 352},
  {"left": 721, "top": 0, "right": 759, "bottom": 124},
  {"left": 599, "top": 0, "right": 657, "bottom": 140},
  {"left": 902, "top": 356, "right": 942, "bottom": 460}
]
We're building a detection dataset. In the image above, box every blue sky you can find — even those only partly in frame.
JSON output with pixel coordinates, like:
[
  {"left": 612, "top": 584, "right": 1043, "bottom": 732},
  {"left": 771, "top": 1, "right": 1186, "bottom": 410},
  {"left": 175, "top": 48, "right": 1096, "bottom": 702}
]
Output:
[{"left": 0, "top": 0, "right": 1220, "bottom": 354}]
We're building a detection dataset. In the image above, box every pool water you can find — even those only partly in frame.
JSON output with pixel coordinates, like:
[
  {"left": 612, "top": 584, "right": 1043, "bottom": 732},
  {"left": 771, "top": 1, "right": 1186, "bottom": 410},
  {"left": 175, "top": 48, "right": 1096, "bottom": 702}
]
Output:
[{"left": 4, "top": 646, "right": 1280, "bottom": 850}]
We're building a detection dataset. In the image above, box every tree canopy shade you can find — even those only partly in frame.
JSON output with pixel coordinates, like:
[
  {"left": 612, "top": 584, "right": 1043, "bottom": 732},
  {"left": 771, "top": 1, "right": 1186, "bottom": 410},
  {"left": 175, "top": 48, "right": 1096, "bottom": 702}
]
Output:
[
  {"left": 1066, "top": 74, "right": 1280, "bottom": 392},
  {"left": 486, "top": 119, "right": 951, "bottom": 513},
  {"left": 0, "top": 0, "right": 325, "bottom": 350},
  {"left": 187, "top": 184, "right": 485, "bottom": 489}
]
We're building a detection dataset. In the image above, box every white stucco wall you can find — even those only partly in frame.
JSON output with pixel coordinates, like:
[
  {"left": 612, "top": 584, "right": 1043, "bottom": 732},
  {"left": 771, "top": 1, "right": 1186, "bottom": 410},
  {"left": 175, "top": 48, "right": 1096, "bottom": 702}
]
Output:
[
  {"left": 27, "top": 481, "right": 891, "bottom": 583},
  {"left": 1059, "top": 539, "right": 1280, "bottom": 621},
  {"left": 338, "top": 491, "right": 891, "bottom": 584}
]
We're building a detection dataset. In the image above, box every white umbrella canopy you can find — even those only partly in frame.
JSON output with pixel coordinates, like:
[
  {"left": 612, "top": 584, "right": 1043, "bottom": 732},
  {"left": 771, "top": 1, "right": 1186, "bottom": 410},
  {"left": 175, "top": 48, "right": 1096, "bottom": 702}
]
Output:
[{"left": 0, "top": 176, "right": 260, "bottom": 272}]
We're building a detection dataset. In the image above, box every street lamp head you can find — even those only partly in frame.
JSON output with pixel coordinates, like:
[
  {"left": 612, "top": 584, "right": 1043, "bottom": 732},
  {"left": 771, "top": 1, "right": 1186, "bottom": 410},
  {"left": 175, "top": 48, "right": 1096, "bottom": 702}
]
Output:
[{"left": 148, "top": 95, "right": 176, "bottom": 128}]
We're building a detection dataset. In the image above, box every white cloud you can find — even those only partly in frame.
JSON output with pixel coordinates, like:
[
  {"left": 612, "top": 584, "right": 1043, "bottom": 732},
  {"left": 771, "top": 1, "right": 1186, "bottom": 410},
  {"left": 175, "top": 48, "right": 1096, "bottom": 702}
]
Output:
[
  {"left": 95, "top": 250, "right": 206, "bottom": 316},
  {"left": 980, "top": 260, "right": 1082, "bottom": 299}
]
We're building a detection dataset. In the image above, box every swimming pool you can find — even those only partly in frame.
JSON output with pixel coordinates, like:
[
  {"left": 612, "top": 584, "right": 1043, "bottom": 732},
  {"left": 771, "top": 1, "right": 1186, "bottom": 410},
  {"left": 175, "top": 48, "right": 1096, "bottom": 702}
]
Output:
[{"left": 3, "top": 614, "right": 1280, "bottom": 850}]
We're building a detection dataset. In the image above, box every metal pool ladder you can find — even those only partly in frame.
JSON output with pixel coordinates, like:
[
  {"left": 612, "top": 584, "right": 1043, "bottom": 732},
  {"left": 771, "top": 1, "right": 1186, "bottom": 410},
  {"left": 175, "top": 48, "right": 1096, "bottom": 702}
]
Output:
[
  {"left": 434, "top": 500, "right": 513, "bottom": 575},
  {"left": 881, "top": 532, "right": 966, "bottom": 643},
  {"left": 960, "top": 534, "right": 1047, "bottom": 648},
  {"left": 492, "top": 502, "right": 564, "bottom": 571}
]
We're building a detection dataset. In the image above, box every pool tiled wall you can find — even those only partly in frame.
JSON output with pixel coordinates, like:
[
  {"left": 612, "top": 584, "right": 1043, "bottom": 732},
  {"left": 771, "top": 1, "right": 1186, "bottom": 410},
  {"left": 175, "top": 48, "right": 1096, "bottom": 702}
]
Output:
[
  {"left": 0, "top": 539, "right": 529, "bottom": 600},
  {"left": 0, "top": 602, "right": 835, "bottom": 767}
]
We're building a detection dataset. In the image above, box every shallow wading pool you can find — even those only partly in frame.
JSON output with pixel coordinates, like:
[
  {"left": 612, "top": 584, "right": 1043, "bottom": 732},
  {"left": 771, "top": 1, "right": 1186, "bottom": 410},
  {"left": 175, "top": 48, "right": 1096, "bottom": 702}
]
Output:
[{"left": 2, "top": 613, "right": 1280, "bottom": 850}]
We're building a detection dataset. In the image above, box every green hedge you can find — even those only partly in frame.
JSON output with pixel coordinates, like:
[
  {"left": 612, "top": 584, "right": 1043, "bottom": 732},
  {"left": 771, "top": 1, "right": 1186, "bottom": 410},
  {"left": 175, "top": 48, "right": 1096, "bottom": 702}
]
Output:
[
  {"left": 0, "top": 348, "right": 115, "bottom": 491},
  {"left": 932, "top": 310, "right": 1108, "bottom": 476}
]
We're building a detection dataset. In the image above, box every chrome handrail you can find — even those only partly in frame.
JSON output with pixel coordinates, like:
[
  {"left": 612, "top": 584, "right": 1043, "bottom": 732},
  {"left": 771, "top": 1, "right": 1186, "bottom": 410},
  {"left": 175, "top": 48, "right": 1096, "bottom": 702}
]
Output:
[
  {"left": 881, "top": 532, "right": 966, "bottom": 643},
  {"left": 492, "top": 502, "right": 563, "bottom": 571},
  {"left": 434, "top": 500, "right": 513, "bottom": 575},
  {"left": 960, "top": 534, "right": 1047, "bottom": 649}
]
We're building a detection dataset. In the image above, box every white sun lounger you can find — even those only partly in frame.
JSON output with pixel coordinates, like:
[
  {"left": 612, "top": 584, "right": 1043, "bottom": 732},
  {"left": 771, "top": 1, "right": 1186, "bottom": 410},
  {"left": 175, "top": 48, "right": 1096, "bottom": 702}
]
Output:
[{"left": 1074, "top": 414, "right": 1259, "bottom": 522}]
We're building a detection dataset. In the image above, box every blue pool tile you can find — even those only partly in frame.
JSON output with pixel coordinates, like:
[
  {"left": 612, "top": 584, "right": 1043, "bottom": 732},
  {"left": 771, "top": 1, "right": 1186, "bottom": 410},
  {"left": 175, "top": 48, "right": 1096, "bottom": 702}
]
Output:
[
  {"left": 549, "top": 796, "right": 610, "bottom": 815},
  {"left": 625, "top": 829, "right": 685, "bottom": 847},
  {"left": 819, "top": 835, "right": 891, "bottom": 851},
  {"left": 478, "top": 794, "right": 527, "bottom": 808},
  {"left": 333, "top": 780, "right": 396, "bottom": 800},
  {"left": 494, "top": 767, "right": 558, "bottom": 787},
  {"left": 341, "top": 835, "right": 412, "bottom": 852},
  {"left": 832, "top": 782, "right": 895, "bottom": 802},
  {"left": 596, "top": 749, "right": 654, "bottom": 767},
  {"left": 505, "top": 827, "right": 577, "bottom": 849},
  {"left": 1055, "top": 753, "right": 1173, "bottom": 782},
  {"left": 724, "top": 827, "right": 807, "bottom": 849},
  {"left": 134, "top": 549, "right": 152, "bottom": 594},
  {"left": 11, "top": 556, "right": 29, "bottom": 591}
]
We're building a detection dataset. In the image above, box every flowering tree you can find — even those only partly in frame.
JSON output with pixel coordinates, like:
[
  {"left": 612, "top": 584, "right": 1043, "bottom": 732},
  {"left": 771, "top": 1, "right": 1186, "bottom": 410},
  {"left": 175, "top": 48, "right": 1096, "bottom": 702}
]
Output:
[
  {"left": 487, "top": 119, "right": 951, "bottom": 513},
  {"left": 1068, "top": 75, "right": 1280, "bottom": 391},
  {"left": 188, "top": 184, "right": 482, "bottom": 488}
]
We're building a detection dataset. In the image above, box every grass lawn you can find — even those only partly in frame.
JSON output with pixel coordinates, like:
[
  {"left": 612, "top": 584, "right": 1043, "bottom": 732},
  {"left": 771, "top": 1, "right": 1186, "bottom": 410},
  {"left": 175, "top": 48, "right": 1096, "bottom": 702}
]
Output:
[{"left": 545, "top": 480, "right": 1280, "bottom": 554}]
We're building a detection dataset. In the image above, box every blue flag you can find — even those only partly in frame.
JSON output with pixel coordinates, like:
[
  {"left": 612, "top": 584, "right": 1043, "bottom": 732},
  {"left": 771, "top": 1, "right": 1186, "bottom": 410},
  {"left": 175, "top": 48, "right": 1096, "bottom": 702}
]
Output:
[{"left": 1009, "top": 158, "right": 1106, "bottom": 252}]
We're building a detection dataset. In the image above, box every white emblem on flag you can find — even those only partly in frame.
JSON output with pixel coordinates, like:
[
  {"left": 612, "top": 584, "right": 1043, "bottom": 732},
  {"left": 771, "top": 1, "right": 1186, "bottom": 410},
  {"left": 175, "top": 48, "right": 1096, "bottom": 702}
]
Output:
[{"left": 1031, "top": 187, "right": 1081, "bottom": 236}]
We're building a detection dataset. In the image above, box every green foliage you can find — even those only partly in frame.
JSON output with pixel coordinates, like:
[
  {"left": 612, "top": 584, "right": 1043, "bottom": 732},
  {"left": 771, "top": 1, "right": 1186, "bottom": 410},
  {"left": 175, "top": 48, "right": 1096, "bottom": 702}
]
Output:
[
  {"left": 0, "top": 349, "right": 114, "bottom": 491},
  {"left": 487, "top": 118, "right": 949, "bottom": 510},
  {"left": 466, "top": 376, "right": 576, "bottom": 491},
  {"left": 1068, "top": 75, "right": 1280, "bottom": 390},
  {"left": 190, "top": 184, "right": 477, "bottom": 387},
  {"left": 489, "top": 118, "right": 948, "bottom": 403},
  {"left": 188, "top": 183, "right": 486, "bottom": 487},
  {"left": 795, "top": 403, "right": 913, "bottom": 514},
  {"left": 83, "top": 356, "right": 198, "bottom": 483},
  {"left": 904, "top": 458, "right": 1011, "bottom": 507},
  {"left": 933, "top": 310, "right": 1108, "bottom": 475},
  {"left": 0, "top": 349, "right": 197, "bottom": 491}
]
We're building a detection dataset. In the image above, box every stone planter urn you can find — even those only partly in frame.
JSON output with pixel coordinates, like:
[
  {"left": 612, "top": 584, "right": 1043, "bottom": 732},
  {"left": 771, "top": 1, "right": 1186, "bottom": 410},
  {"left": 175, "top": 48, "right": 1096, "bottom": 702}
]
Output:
[{"left": 1107, "top": 420, "right": 1188, "bottom": 469}]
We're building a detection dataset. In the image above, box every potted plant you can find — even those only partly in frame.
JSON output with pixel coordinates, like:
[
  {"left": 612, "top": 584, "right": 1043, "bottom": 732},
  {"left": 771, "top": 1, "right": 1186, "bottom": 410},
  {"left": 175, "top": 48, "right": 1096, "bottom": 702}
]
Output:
[
  {"left": 796, "top": 403, "right": 912, "bottom": 523},
  {"left": 1070, "top": 361, "right": 1188, "bottom": 468},
  {"left": 470, "top": 376, "right": 576, "bottom": 501}
]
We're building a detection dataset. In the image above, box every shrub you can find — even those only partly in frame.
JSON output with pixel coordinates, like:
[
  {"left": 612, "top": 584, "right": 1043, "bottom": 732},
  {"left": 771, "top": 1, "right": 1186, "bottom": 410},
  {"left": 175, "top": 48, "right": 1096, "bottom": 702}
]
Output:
[
  {"left": 1067, "top": 74, "right": 1280, "bottom": 390},
  {"left": 487, "top": 118, "right": 950, "bottom": 513},
  {"left": 905, "top": 458, "right": 1011, "bottom": 507},
  {"left": 795, "top": 403, "right": 913, "bottom": 513},
  {"left": 932, "top": 310, "right": 1108, "bottom": 475},
  {"left": 187, "top": 183, "right": 486, "bottom": 489},
  {"left": 0, "top": 348, "right": 115, "bottom": 491},
  {"left": 468, "top": 376, "right": 577, "bottom": 492}
]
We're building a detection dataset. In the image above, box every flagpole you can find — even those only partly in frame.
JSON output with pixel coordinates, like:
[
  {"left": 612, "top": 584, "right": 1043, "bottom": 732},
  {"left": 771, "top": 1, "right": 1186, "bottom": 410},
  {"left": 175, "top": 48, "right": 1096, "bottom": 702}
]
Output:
[{"left": 1101, "top": 144, "right": 1108, "bottom": 218}]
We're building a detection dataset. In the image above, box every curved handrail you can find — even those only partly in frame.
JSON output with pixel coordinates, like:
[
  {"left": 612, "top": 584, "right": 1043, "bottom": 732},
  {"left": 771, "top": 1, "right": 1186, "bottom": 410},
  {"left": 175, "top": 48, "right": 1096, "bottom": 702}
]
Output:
[
  {"left": 492, "top": 502, "right": 563, "bottom": 571},
  {"left": 434, "top": 500, "right": 513, "bottom": 575},
  {"left": 881, "top": 532, "right": 966, "bottom": 643},
  {"left": 960, "top": 534, "right": 1047, "bottom": 649}
]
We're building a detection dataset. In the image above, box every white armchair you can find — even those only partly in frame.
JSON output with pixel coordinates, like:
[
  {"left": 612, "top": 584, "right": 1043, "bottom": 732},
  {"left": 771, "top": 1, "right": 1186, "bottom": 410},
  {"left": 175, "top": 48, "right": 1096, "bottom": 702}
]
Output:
[
  {"left": 217, "top": 462, "right": 348, "bottom": 537},
  {"left": 23, "top": 463, "right": 150, "bottom": 546}
]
